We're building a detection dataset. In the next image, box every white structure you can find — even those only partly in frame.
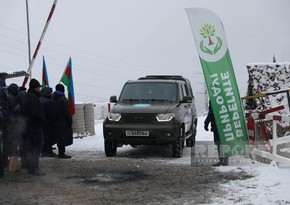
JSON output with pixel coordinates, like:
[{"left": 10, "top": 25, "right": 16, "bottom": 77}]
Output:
[
  {"left": 72, "top": 103, "right": 95, "bottom": 137},
  {"left": 250, "top": 112, "right": 290, "bottom": 166}
]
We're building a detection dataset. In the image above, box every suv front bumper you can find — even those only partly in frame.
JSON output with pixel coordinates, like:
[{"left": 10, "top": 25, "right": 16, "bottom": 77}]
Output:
[{"left": 103, "top": 120, "right": 180, "bottom": 146}]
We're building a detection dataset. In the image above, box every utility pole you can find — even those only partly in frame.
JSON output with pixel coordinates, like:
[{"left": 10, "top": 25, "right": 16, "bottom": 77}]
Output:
[{"left": 26, "top": 0, "right": 32, "bottom": 79}]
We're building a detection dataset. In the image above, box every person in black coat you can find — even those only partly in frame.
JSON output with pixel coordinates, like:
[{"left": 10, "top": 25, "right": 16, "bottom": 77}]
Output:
[
  {"left": 52, "top": 84, "right": 73, "bottom": 159},
  {"left": 39, "top": 87, "right": 57, "bottom": 157},
  {"left": 204, "top": 101, "right": 228, "bottom": 166},
  {"left": 21, "top": 79, "right": 45, "bottom": 175},
  {"left": 0, "top": 77, "right": 10, "bottom": 177},
  {"left": 6, "top": 83, "right": 26, "bottom": 158},
  {"left": 0, "top": 113, "right": 3, "bottom": 177},
  {"left": 7, "top": 83, "right": 19, "bottom": 113},
  {"left": 17, "top": 86, "right": 28, "bottom": 169}
]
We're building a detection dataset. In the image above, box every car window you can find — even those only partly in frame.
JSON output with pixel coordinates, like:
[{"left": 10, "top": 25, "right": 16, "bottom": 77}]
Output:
[
  {"left": 182, "top": 84, "right": 188, "bottom": 96},
  {"left": 119, "top": 82, "right": 178, "bottom": 102},
  {"left": 179, "top": 84, "right": 187, "bottom": 99}
]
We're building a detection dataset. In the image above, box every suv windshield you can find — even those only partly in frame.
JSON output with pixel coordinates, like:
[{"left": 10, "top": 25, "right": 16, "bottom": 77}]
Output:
[{"left": 119, "top": 82, "right": 178, "bottom": 102}]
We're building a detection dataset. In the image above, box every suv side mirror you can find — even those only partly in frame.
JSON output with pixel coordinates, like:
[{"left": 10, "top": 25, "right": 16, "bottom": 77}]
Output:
[
  {"left": 181, "top": 96, "right": 192, "bottom": 103},
  {"left": 110, "top": 95, "right": 117, "bottom": 103}
]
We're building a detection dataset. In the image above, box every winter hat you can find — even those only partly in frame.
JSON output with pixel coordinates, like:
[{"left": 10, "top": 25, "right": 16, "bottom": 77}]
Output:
[
  {"left": 40, "top": 86, "right": 53, "bottom": 97},
  {"left": 8, "top": 83, "right": 19, "bottom": 95},
  {"left": 29, "top": 78, "right": 41, "bottom": 90},
  {"left": 55, "top": 84, "right": 65, "bottom": 92}
]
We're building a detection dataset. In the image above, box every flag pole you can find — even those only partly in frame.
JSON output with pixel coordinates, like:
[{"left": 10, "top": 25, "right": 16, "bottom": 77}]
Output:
[{"left": 22, "top": 0, "right": 58, "bottom": 87}]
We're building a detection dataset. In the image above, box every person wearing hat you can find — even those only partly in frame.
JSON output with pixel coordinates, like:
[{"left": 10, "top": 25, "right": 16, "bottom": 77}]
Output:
[
  {"left": 6, "top": 83, "right": 26, "bottom": 173},
  {"left": 39, "top": 86, "right": 57, "bottom": 157},
  {"left": 0, "top": 77, "right": 8, "bottom": 177},
  {"left": 51, "top": 83, "right": 73, "bottom": 159},
  {"left": 20, "top": 78, "right": 45, "bottom": 175}
]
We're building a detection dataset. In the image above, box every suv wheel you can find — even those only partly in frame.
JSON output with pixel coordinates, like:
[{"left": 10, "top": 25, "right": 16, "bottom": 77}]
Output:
[
  {"left": 172, "top": 128, "right": 184, "bottom": 158},
  {"left": 104, "top": 140, "right": 117, "bottom": 157}
]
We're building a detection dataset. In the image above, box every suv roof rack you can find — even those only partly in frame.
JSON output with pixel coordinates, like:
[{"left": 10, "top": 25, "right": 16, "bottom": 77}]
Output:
[{"left": 138, "top": 75, "right": 184, "bottom": 80}]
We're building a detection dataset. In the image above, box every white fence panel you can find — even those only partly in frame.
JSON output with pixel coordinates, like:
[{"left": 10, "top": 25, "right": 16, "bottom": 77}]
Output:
[
  {"left": 250, "top": 113, "right": 290, "bottom": 166},
  {"left": 84, "top": 103, "right": 95, "bottom": 136},
  {"left": 72, "top": 103, "right": 96, "bottom": 137}
]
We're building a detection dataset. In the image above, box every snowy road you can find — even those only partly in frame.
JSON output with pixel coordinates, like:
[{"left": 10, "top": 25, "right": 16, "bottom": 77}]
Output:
[
  {"left": 1, "top": 119, "right": 290, "bottom": 204},
  {"left": 0, "top": 143, "right": 253, "bottom": 205},
  {"left": 66, "top": 119, "right": 290, "bottom": 205}
]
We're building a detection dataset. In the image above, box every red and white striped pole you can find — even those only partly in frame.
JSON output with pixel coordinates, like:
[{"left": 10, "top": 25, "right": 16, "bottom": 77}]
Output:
[{"left": 22, "top": 0, "right": 58, "bottom": 87}]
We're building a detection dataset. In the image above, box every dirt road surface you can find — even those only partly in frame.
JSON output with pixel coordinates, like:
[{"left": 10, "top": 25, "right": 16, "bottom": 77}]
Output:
[{"left": 0, "top": 146, "right": 253, "bottom": 205}]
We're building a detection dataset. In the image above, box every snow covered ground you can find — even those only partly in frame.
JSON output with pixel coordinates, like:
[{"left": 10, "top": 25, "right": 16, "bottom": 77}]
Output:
[{"left": 68, "top": 116, "right": 290, "bottom": 204}]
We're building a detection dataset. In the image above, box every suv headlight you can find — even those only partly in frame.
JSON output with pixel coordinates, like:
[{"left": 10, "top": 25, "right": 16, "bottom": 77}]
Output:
[
  {"left": 156, "top": 113, "right": 175, "bottom": 122},
  {"left": 108, "top": 113, "right": 121, "bottom": 121}
]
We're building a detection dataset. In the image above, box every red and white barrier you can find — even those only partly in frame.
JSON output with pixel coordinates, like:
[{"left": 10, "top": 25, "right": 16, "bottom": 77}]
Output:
[
  {"left": 249, "top": 107, "right": 290, "bottom": 166},
  {"left": 22, "top": 0, "right": 58, "bottom": 87}
]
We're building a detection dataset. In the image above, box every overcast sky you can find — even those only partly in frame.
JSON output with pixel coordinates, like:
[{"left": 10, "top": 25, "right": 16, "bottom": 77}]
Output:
[{"left": 0, "top": 0, "right": 289, "bottom": 111}]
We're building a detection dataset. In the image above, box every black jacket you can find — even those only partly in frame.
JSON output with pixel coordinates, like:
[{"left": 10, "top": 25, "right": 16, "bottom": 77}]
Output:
[
  {"left": 52, "top": 91, "right": 72, "bottom": 128},
  {"left": 7, "top": 84, "right": 19, "bottom": 116},
  {"left": 21, "top": 88, "right": 44, "bottom": 128},
  {"left": 204, "top": 103, "right": 217, "bottom": 132},
  {"left": 52, "top": 91, "right": 73, "bottom": 146},
  {"left": 0, "top": 86, "right": 9, "bottom": 122},
  {"left": 39, "top": 87, "right": 54, "bottom": 130}
]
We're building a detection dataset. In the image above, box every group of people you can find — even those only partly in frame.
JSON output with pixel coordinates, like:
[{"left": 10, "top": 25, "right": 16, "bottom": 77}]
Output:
[{"left": 0, "top": 78, "right": 73, "bottom": 177}]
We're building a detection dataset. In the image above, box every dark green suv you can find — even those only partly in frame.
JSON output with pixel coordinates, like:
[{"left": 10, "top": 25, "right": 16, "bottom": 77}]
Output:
[{"left": 103, "top": 75, "right": 197, "bottom": 158}]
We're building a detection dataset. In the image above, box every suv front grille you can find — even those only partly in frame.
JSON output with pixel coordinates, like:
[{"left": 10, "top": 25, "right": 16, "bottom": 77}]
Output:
[{"left": 121, "top": 113, "right": 156, "bottom": 123}]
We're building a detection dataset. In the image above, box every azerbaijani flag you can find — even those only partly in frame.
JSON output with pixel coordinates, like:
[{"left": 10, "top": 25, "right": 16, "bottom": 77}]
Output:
[
  {"left": 42, "top": 56, "right": 49, "bottom": 88},
  {"left": 60, "top": 57, "right": 75, "bottom": 116}
]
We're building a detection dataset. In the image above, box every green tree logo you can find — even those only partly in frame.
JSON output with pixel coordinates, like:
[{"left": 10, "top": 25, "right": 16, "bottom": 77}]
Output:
[
  {"left": 199, "top": 24, "right": 222, "bottom": 55},
  {"left": 200, "top": 23, "right": 215, "bottom": 45}
]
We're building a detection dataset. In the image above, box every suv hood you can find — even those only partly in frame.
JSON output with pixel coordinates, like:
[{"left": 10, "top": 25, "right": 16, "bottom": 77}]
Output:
[{"left": 111, "top": 102, "right": 177, "bottom": 114}]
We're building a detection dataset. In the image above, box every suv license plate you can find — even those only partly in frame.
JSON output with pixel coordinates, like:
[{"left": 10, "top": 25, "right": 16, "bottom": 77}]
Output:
[{"left": 126, "top": 131, "right": 149, "bottom": 137}]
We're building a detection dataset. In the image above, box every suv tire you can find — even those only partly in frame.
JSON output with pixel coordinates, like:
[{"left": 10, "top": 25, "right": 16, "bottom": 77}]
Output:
[
  {"left": 104, "top": 140, "right": 117, "bottom": 157},
  {"left": 172, "top": 127, "right": 184, "bottom": 158}
]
